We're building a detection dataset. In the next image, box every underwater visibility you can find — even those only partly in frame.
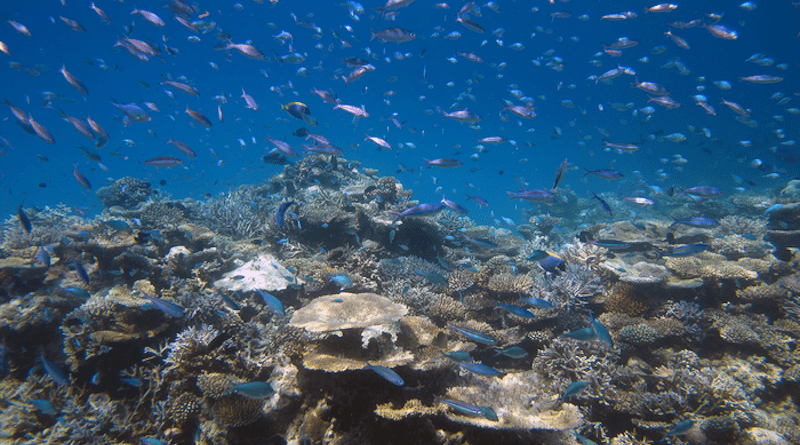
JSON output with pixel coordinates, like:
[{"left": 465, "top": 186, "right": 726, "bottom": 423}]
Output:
[{"left": 1, "top": 0, "right": 800, "bottom": 444}]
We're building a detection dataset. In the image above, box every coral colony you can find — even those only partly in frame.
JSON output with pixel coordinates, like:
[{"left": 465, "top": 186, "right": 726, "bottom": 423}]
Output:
[{"left": 2, "top": 155, "right": 800, "bottom": 445}]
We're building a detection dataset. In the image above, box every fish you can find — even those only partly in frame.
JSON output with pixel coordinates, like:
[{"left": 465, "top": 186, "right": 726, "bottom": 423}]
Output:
[
  {"left": 224, "top": 42, "right": 266, "bottom": 60},
  {"left": 495, "top": 304, "right": 535, "bottom": 318},
  {"left": 656, "top": 243, "right": 710, "bottom": 258},
  {"left": 329, "top": 274, "right": 354, "bottom": 289},
  {"left": 256, "top": 290, "right": 285, "bottom": 316},
  {"left": 17, "top": 202, "right": 32, "bottom": 234},
  {"left": 72, "top": 257, "right": 90, "bottom": 284},
  {"left": 370, "top": 27, "right": 417, "bottom": 43},
  {"left": 332, "top": 103, "right": 369, "bottom": 118},
  {"left": 493, "top": 346, "right": 528, "bottom": 359},
  {"left": 145, "top": 156, "right": 183, "bottom": 167},
  {"left": 168, "top": 139, "right": 196, "bottom": 157},
  {"left": 561, "top": 380, "right": 589, "bottom": 400},
  {"left": 131, "top": 8, "right": 165, "bottom": 26},
  {"left": 440, "top": 194, "right": 470, "bottom": 215},
  {"left": 443, "top": 351, "right": 473, "bottom": 362},
  {"left": 229, "top": 381, "right": 274, "bottom": 399},
  {"left": 424, "top": 158, "right": 463, "bottom": 168},
  {"left": 449, "top": 325, "right": 497, "bottom": 346},
  {"left": 465, "top": 194, "right": 489, "bottom": 207},
  {"left": 591, "top": 192, "right": 612, "bottom": 216},
  {"left": 266, "top": 135, "right": 299, "bottom": 158},
  {"left": 112, "top": 101, "right": 151, "bottom": 122},
  {"left": 603, "top": 140, "right": 640, "bottom": 154},
  {"left": 519, "top": 296, "right": 553, "bottom": 308},
  {"left": 161, "top": 80, "right": 199, "bottom": 96},
  {"left": 73, "top": 164, "right": 92, "bottom": 189},
  {"left": 669, "top": 217, "right": 720, "bottom": 228},
  {"left": 276, "top": 201, "right": 297, "bottom": 229},
  {"left": 583, "top": 169, "right": 623, "bottom": 180},
  {"left": 439, "top": 108, "right": 482, "bottom": 123},
  {"left": 240, "top": 88, "right": 259, "bottom": 110},
  {"left": 138, "top": 293, "right": 186, "bottom": 317},
  {"left": 392, "top": 203, "right": 445, "bottom": 222},
  {"left": 587, "top": 239, "right": 633, "bottom": 250},
  {"left": 676, "top": 186, "right": 725, "bottom": 197},
  {"left": 60, "top": 65, "right": 88, "bottom": 95},
  {"left": 457, "top": 362, "right": 503, "bottom": 377},
  {"left": 28, "top": 115, "right": 55, "bottom": 144},
  {"left": 364, "top": 365, "right": 404, "bottom": 386},
  {"left": 463, "top": 235, "right": 497, "bottom": 248},
  {"left": 413, "top": 270, "right": 448, "bottom": 286},
  {"left": 588, "top": 314, "right": 614, "bottom": 347},
  {"left": 507, "top": 189, "right": 557, "bottom": 204},
  {"left": 553, "top": 158, "right": 568, "bottom": 190},
  {"left": 561, "top": 327, "right": 598, "bottom": 341},
  {"left": 665, "top": 419, "right": 695, "bottom": 435},
  {"left": 185, "top": 106, "right": 212, "bottom": 127},
  {"left": 436, "top": 398, "right": 498, "bottom": 421},
  {"left": 39, "top": 351, "right": 69, "bottom": 386}
]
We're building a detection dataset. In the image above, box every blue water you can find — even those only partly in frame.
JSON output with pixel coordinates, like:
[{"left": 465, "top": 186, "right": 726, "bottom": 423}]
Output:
[{"left": 0, "top": 1, "right": 796, "bottom": 228}]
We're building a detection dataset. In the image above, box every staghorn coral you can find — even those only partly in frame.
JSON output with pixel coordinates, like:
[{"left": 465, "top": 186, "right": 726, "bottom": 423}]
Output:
[
  {"left": 447, "top": 269, "right": 475, "bottom": 293},
  {"left": 718, "top": 215, "right": 767, "bottom": 238}
]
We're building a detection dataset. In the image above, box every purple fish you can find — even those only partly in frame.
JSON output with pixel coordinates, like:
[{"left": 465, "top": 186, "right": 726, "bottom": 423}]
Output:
[
  {"left": 112, "top": 101, "right": 151, "bottom": 122},
  {"left": 465, "top": 194, "right": 489, "bottom": 207},
  {"left": 584, "top": 168, "right": 623, "bottom": 180},
  {"left": 144, "top": 156, "right": 183, "bottom": 167},
  {"left": 392, "top": 203, "right": 444, "bottom": 222},
  {"left": 507, "top": 189, "right": 557, "bottom": 204},
  {"left": 73, "top": 164, "right": 91, "bottom": 189},
  {"left": 424, "top": 158, "right": 463, "bottom": 168},
  {"left": 676, "top": 186, "right": 724, "bottom": 197},
  {"left": 670, "top": 217, "right": 720, "bottom": 228}
]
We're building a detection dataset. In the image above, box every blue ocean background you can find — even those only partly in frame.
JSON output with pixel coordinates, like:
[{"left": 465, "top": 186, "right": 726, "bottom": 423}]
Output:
[{"left": 0, "top": 0, "right": 796, "bottom": 228}]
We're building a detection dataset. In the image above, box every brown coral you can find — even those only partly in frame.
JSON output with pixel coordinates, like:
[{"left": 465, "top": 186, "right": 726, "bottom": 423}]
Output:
[
  {"left": 428, "top": 296, "right": 467, "bottom": 324},
  {"left": 212, "top": 394, "right": 264, "bottom": 427},
  {"left": 604, "top": 283, "right": 651, "bottom": 317},
  {"left": 165, "top": 393, "right": 202, "bottom": 425},
  {"left": 197, "top": 373, "right": 237, "bottom": 399},
  {"left": 487, "top": 273, "right": 533, "bottom": 294}
]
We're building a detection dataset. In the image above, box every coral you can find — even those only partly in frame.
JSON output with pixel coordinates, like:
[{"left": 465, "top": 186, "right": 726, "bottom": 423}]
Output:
[
  {"left": 138, "top": 200, "right": 188, "bottom": 227},
  {"left": 560, "top": 242, "right": 608, "bottom": 272},
  {"left": 600, "top": 260, "right": 671, "bottom": 284},
  {"left": 198, "top": 372, "right": 239, "bottom": 399},
  {"left": 165, "top": 392, "right": 202, "bottom": 425},
  {"left": 442, "top": 372, "right": 584, "bottom": 431},
  {"left": 719, "top": 215, "right": 767, "bottom": 238},
  {"left": 194, "top": 185, "right": 277, "bottom": 240},
  {"left": 665, "top": 255, "right": 759, "bottom": 280},
  {"left": 739, "top": 427, "right": 792, "bottom": 445},
  {"left": 737, "top": 282, "right": 787, "bottom": 302},
  {"left": 447, "top": 269, "right": 475, "bottom": 292},
  {"left": 289, "top": 293, "right": 407, "bottom": 333},
  {"left": 713, "top": 234, "right": 773, "bottom": 260},
  {"left": 428, "top": 295, "right": 468, "bottom": 324},
  {"left": 215, "top": 252, "right": 296, "bottom": 293},
  {"left": 212, "top": 393, "right": 264, "bottom": 427},
  {"left": 487, "top": 273, "right": 534, "bottom": 294},
  {"left": 617, "top": 323, "right": 660, "bottom": 345},
  {"left": 96, "top": 176, "right": 156, "bottom": 209},
  {"left": 702, "top": 416, "right": 741, "bottom": 443},
  {"left": 604, "top": 282, "right": 651, "bottom": 316}
]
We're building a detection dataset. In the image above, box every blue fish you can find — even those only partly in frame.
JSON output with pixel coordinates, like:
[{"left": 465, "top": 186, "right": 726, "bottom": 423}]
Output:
[
  {"left": 561, "top": 380, "right": 589, "bottom": 400},
  {"left": 539, "top": 253, "right": 565, "bottom": 273},
  {"left": 657, "top": 243, "right": 710, "bottom": 258},
  {"left": 449, "top": 325, "right": 497, "bottom": 346},
  {"left": 437, "top": 398, "right": 498, "bottom": 421},
  {"left": 256, "top": 290, "right": 285, "bottom": 316},
  {"left": 457, "top": 362, "right": 503, "bottom": 377},
  {"left": 527, "top": 250, "right": 550, "bottom": 261},
  {"left": 276, "top": 201, "right": 297, "bottom": 229},
  {"left": 364, "top": 365, "right": 404, "bottom": 386},
  {"left": 39, "top": 351, "right": 69, "bottom": 386},
  {"left": 591, "top": 191, "right": 612, "bottom": 216},
  {"left": 441, "top": 194, "right": 470, "bottom": 215},
  {"left": 121, "top": 377, "right": 144, "bottom": 388},
  {"left": 495, "top": 304, "right": 536, "bottom": 319},
  {"left": 443, "top": 351, "right": 473, "bottom": 362},
  {"left": 413, "top": 270, "right": 448, "bottom": 286},
  {"left": 218, "top": 291, "right": 241, "bottom": 311},
  {"left": 36, "top": 246, "right": 52, "bottom": 268},
  {"left": 329, "top": 274, "right": 354, "bottom": 289},
  {"left": 588, "top": 315, "right": 613, "bottom": 348},
  {"left": 0, "top": 339, "right": 8, "bottom": 374},
  {"left": 29, "top": 399, "right": 57, "bottom": 416},
  {"left": 139, "top": 293, "right": 185, "bottom": 318},
  {"left": 493, "top": 346, "right": 528, "bottom": 359},
  {"left": 561, "top": 327, "right": 598, "bottom": 341},
  {"left": 519, "top": 296, "right": 553, "bottom": 308},
  {"left": 229, "top": 381, "right": 274, "bottom": 399},
  {"left": 72, "top": 257, "right": 90, "bottom": 285},
  {"left": 584, "top": 168, "right": 623, "bottom": 180},
  {"left": 463, "top": 235, "right": 498, "bottom": 248},
  {"left": 665, "top": 419, "right": 695, "bottom": 435}
]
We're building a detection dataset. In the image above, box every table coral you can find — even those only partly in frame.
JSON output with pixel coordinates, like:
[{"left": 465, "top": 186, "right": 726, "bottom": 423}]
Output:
[{"left": 290, "top": 293, "right": 408, "bottom": 333}]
